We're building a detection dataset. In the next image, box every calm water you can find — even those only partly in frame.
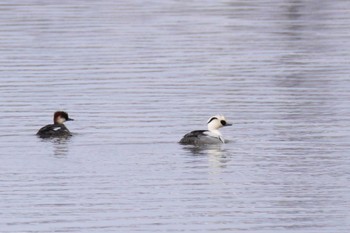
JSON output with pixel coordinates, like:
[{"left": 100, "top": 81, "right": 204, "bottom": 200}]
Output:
[{"left": 1, "top": 0, "right": 350, "bottom": 232}]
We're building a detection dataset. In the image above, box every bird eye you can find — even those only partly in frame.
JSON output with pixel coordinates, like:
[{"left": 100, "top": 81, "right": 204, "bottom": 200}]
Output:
[{"left": 221, "top": 120, "right": 226, "bottom": 125}]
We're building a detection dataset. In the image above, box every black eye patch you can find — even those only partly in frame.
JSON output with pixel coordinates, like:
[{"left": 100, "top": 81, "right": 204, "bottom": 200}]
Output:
[{"left": 220, "top": 120, "right": 226, "bottom": 126}]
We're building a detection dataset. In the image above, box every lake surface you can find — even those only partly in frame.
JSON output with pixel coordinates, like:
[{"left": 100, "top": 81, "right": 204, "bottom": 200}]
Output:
[{"left": 1, "top": 0, "right": 350, "bottom": 232}]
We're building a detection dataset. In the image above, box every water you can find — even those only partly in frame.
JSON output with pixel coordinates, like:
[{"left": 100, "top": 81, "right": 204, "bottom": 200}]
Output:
[{"left": 1, "top": 0, "right": 350, "bottom": 232}]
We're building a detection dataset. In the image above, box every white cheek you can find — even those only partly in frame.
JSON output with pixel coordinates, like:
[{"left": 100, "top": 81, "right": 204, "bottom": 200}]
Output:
[
  {"left": 57, "top": 117, "right": 65, "bottom": 124},
  {"left": 214, "top": 121, "right": 221, "bottom": 128}
]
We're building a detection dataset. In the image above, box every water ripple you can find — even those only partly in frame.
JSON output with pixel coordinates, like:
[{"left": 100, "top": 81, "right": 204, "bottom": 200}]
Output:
[{"left": 1, "top": 0, "right": 350, "bottom": 232}]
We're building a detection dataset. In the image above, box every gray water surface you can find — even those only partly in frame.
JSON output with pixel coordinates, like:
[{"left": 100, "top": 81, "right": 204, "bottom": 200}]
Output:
[{"left": 1, "top": 0, "right": 350, "bottom": 232}]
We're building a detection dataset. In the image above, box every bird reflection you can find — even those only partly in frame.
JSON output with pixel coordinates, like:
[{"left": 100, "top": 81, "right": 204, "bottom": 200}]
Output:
[
  {"left": 52, "top": 137, "right": 70, "bottom": 157},
  {"left": 182, "top": 143, "right": 223, "bottom": 155},
  {"left": 38, "top": 136, "right": 71, "bottom": 158},
  {"left": 181, "top": 144, "right": 230, "bottom": 170}
]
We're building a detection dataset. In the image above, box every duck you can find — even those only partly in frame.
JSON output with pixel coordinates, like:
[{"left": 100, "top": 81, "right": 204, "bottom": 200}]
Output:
[
  {"left": 179, "top": 115, "right": 232, "bottom": 145},
  {"left": 37, "top": 111, "right": 74, "bottom": 138}
]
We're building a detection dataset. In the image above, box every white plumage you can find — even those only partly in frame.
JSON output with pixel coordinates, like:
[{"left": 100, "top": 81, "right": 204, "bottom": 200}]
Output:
[{"left": 179, "top": 115, "right": 232, "bottom": 145}]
